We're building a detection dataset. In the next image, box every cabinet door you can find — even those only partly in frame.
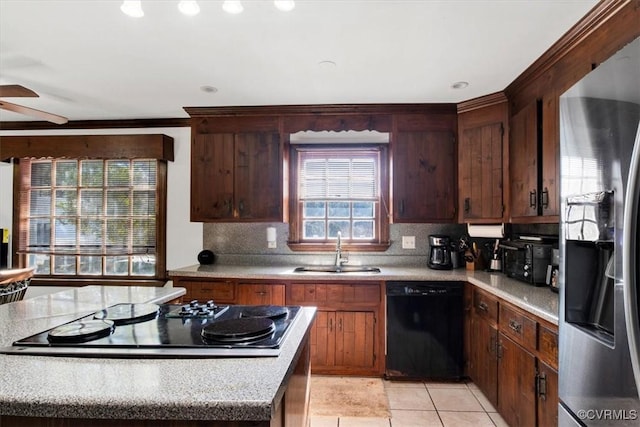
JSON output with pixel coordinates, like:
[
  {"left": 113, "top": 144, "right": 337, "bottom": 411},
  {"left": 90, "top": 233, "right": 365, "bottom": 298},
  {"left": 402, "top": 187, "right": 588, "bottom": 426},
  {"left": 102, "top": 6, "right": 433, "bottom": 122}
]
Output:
[
  {"left": 541, "top": 93, "right": 560, "bottom": 218},
  {"left": 469, "top": 316, "right": 499, "bottom": 408},
  {"left": 537, "top": 361, "right": 559, "bottom": 427},
  {"left": 237, "top": 283, "right": 285, "bottom": 305},
  {"left": 460, "top": 122, "right": 504, "bottom": 220},
  {"left": 191, "top": 133, "right": 235, "bottom": 221},
  {"left": 498, "top": 334, "right": 537, "bottom": 427},
  {"left": 334, "top": 311, "right": 376, "bottom": 369},
  {"left": 393, "top": 130, "right": 456, "bottom": 222},
  {"left": 510, "top": 101, "right": 539, "bottom": 219},
  {"left": 234, "top": 133, "right": 281, "bottom": 220},
  {"left": 311, "top": 310, "right": 336, "bottom": 370}
]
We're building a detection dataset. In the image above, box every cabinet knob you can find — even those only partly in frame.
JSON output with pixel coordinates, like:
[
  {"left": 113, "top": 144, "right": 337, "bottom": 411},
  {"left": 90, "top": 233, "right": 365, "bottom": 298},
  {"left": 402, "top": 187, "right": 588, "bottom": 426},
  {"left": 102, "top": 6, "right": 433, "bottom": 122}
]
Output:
[
  {"left": 509, "top": 319, "right": 522, "bottom": 334},
  {"left": 464, "top": 198, "right": 471, "bottom": 214}
]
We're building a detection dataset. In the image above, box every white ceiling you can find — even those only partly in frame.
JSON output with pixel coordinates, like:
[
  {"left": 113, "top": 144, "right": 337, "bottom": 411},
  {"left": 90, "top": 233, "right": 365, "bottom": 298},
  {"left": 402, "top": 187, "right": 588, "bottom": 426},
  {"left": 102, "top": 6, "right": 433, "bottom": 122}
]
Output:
[{"left": 0, "top": 0, "right": 600, "bottom": 123}]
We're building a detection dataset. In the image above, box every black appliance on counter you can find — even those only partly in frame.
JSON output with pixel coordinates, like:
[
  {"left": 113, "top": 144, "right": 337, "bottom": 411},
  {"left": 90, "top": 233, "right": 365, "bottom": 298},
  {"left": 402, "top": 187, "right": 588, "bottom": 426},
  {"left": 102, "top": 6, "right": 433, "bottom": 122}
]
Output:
[
  {"left": 427, "top": 235, "right": 453, "bottom": 270},
  {"left": 500, "top": 237, "right": 556, "bottom": 286},
  {"left": 1, "top": 301, "right": 301, "bottom": 358},
  {"left": 385, "top": 281, "right": 463, "bottom": 380}
]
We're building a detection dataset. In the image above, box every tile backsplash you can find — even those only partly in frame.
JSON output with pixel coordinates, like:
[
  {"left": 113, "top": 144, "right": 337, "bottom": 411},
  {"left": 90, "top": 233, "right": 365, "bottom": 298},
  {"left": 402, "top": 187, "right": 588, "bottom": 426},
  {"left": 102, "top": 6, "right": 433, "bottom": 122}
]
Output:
[
  {"left": 200, "top": 222, "right": 559, "bottom": 267},
  {"left": 202, "top": 222, "right": 466, "bottom": 266}
]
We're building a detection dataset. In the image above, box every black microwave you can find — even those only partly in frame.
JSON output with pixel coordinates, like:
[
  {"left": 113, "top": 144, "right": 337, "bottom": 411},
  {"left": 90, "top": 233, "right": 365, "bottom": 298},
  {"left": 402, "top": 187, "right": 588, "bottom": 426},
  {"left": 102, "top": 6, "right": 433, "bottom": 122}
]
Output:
[{"left": 500, "top": 240, "right": 554, "bottom": 286}]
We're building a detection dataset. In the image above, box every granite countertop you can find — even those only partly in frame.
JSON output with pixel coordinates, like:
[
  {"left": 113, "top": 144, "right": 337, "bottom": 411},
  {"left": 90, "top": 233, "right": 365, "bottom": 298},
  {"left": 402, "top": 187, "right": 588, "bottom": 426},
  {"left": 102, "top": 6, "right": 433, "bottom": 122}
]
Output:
[
  {"left": 170, "top": 263, "right": 559, "bottom": 325},
  {"left": 0, "top": 285, "right": 316, "bottom": 421}
]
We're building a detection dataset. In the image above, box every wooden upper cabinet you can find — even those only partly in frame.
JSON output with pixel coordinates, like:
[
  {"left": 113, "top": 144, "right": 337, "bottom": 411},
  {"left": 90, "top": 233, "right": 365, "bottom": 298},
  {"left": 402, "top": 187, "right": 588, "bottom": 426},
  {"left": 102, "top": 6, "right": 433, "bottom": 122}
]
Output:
[
  {"left": 510, "top": 100, "right": 540, "bottom": 220},
  {"left": 233, "top": 133, "right": 282, "bottom": 220},
  {"left": 509, "top": 97, "right": 560, "bottom": 223},
  {"left": 540, "top": 92, "right": 560, "bottom": 218},
  {"left": 393, "top": 113, "right": 457, "bottom": 222},
  {"left": 191, "top": 131, "right": 282, "bottom": 222},
  {"left": 457, "top": 94, "right": 508, "bottom": 223}
]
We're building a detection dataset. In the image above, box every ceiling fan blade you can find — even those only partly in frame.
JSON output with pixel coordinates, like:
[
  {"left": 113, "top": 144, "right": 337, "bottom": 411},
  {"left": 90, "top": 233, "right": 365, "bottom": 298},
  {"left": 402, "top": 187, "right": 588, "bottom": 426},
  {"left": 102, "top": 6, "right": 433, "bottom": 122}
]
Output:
[
  {"left": 0, "top": 100, "right": 68, "bottom": 124},
  {"left": 0, "top": 84, "right": 39, "bottom": 98}
]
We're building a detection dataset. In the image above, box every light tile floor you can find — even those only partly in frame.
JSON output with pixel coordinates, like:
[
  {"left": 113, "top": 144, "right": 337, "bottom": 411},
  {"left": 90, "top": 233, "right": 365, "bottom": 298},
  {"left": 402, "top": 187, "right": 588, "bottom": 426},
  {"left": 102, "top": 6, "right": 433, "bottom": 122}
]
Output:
[{"left": 309, "top": 378, "right": 510, "bottom": 427}]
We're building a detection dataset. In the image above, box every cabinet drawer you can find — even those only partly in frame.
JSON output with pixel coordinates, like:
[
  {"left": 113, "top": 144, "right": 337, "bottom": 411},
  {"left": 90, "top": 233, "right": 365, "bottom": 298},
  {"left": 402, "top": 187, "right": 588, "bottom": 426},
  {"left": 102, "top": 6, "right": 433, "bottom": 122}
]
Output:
[
  {"left": 473, "top": 288, "right": 499, "bottom": 324},
  {"left": 288, "top": 283, "right": 380, "bottom": 305},
  {"left": 194, "top": 281, "right": 236, "bottom": 303},
  {"left": 499, "top": 303, "right": 537, "bottom": 352},
  {"left": 538, "top": 323, "right": 559, "bottom": 369}
]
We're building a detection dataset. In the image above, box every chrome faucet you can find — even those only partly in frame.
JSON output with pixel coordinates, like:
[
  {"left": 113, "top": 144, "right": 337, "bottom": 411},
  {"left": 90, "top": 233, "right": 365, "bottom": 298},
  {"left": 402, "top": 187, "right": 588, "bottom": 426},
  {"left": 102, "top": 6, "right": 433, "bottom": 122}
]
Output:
[{"left": 334, "top": 231, "right": 348, "bottom": 267}]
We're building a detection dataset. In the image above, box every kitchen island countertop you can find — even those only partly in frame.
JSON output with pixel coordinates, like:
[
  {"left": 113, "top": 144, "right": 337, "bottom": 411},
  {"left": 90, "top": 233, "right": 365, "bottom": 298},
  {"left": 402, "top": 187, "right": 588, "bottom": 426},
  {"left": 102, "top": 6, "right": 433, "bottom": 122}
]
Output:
[
  {"left": 0, "top": 285, "right": 316, "bottom": 424},
  {"left": 170, "top": 263, "right": 559, "bottom": 325}
]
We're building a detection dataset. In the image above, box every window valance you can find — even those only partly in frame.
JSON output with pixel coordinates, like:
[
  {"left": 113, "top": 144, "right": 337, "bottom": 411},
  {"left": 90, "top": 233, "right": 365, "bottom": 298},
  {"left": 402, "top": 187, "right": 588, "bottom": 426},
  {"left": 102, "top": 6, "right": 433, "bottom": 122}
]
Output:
[{"left": 0, "top": 134, "right": 174, "bottom": 162}]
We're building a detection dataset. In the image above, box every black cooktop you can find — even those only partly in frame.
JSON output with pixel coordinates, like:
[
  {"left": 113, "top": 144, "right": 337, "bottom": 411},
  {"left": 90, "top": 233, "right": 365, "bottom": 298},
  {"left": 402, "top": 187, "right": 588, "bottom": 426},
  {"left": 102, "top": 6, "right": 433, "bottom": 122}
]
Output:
[{"left": 4, "top": 302, "right": 301, "bottom": 358}]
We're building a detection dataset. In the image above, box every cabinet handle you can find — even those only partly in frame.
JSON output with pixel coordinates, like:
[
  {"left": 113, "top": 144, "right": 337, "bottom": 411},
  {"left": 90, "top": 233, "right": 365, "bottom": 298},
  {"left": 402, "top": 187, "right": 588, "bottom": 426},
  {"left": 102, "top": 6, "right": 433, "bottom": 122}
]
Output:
[
  {"left": 509, "top": 319, "right": 522, "bottom": 334},
  {"left": 478, "top": 301, "right": 488, "bottom": 312},
  {"left": 529, "top": 190, "right": 538, "bottom": 208},
  {"left": 399, "top": 199, "right": 405, "bottom": 215},
  {"left": 256, "top": 291, "right": 267, "bottom": 296},
  {"left": 238, "top": 200, "right": 244, "bottom": 214},
  {"left": 541, "top": 187, "right": 549, "bottom": 209},
  {"left": 497, "top": 341, "right": 503, "bottom": 359},
  {"left": 338, "top": 317, "right": 342, "bottom": 331},
  {"left": 537, "top": 373, "right": 547, "bottom": 400},
  {"left": 329, "top": 318, "right": 333, "bottom": 332},
  {"left": 464, "top": 198, "right": 470, "bottom": 214},
  {"left": 488, "top": 335, "right": 496, "bottom": 356},
  {"left": 226, "top": 199, "right": 233, "bottom": 215}
]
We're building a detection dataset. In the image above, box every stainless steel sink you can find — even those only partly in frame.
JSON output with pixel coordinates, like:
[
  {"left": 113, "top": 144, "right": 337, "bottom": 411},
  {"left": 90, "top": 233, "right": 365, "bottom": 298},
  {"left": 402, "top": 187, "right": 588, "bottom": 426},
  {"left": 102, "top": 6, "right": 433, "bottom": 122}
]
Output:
[{"left": 293, "top": 266, "right": 381, "bottom": 274}]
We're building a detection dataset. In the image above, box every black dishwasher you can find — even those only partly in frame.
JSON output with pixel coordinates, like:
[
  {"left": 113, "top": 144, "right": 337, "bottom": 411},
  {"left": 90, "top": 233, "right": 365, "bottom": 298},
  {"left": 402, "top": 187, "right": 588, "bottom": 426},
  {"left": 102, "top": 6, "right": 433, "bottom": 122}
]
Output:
[{"left": 385, "top": 281, "right": 464, "bottom": 380}]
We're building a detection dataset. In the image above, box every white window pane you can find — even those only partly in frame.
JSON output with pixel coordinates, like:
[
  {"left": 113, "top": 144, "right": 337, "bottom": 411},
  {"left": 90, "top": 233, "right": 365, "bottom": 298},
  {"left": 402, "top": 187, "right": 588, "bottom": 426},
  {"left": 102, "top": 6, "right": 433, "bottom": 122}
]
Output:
[
  {"left": 80, "top": 160, "right": 103, "bottom": 187},
  {"left": 53, "top": 255, "right": 76, "bottom": 275},
  {"left": 107, "top": 160, "right": 130, "bottom": 187},
  {"left": 105, "top": 256, "right": 129, "bottom": 275},
  {"left": 303, "top": 221, "right": 325, "bottom": 239},
  {"left": 55, "top": 189, "right": 77, "bottom": 216},
  {"left": 30, "top": 190, "right": 51, "bottom": 216},
  {"left": 55, "top": 161, "right": 78, "bottom": 186},
  {"left": 80, "top": 189, "right": 103, "bottom": 216},
  {"left": 353, "top": 220, "right": 374, "bottom": 239}
]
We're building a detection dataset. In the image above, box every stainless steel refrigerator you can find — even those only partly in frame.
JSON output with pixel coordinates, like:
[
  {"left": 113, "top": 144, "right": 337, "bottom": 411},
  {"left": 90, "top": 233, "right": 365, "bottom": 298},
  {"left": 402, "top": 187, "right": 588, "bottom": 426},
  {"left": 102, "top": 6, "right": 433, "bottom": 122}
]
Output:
[{"left": 559, "top": 36, "right": 640, "bottom": 426}]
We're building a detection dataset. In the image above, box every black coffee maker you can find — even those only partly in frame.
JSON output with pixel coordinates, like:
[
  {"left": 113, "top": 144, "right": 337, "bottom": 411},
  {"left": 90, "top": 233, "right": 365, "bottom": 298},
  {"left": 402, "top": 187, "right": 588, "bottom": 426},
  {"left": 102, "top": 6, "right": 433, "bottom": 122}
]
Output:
[{"left": 428, "top": 234, "right": 453, "bottom": 270}]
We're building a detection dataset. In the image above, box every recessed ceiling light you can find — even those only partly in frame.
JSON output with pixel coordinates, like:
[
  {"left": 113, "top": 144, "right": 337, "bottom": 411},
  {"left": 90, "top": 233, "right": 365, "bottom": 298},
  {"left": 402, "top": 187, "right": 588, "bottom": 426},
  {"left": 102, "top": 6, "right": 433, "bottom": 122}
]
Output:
[
  {"left": 200, "top": 86, "right": 218, "bottom": 93},
  {"left": 451, "top": 81, "right": 469, "bottom": 89},
  {"left": 223, "top": 0, "right": 244, "bottom": 14},
  {"left": 318, "top": 60, "right": 337, "bottom": 69},
  {"left": 120, "top": 1, "right": 144, "bottom": 18},
  {"left": 274, "top": 1, "right": 295, "bottom": 12},
  {"left": 178, "top": 1, "right": 200, "bottom": 16}
]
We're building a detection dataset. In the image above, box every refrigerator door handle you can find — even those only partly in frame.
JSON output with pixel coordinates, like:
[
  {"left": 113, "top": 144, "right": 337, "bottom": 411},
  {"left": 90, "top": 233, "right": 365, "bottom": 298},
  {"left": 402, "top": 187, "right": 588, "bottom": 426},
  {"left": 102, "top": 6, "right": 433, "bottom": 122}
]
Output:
[{"left": 623, "top": 120, "right": 640, "bottom": 396}]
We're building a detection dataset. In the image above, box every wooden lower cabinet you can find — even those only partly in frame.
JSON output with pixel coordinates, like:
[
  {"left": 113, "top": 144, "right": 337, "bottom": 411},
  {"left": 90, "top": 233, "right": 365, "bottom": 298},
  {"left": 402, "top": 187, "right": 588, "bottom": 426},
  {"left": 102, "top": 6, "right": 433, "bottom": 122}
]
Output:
[
  {"left": 237, "top": 283, "right": 285, "bottom": 305},
  {"left": 498, "top": 334, "right": 537, "bottom": 427},
  {"left": 537, "top": 360, "right": 559, "bottom": 427},
  {"left": 467, "top": 286, "right": 559, "bottom": 427},
  {"left": 469, "top": 315, "right": 498, "bottom": 408},
  {"left": 311, "top": 310, "right": 376, "bottom": 373},
  {"left": 288, "top": 282, "right": 383, "bottom": 375},
  {"left": 335, "top": 311, "right": 376, "bottom": 369}
]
